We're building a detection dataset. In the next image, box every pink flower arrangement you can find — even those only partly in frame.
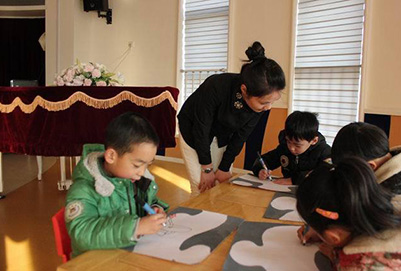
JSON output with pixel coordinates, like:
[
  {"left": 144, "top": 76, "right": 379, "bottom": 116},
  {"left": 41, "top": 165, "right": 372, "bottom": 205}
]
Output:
[{"left": 54, "top": 61, "right": 124, "bottom": 87}]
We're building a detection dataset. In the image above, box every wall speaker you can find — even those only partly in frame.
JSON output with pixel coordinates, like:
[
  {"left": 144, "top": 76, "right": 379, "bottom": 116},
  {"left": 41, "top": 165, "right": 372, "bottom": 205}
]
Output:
[{"left": 83, "top": 0, "right": 109, "bottom": 12}]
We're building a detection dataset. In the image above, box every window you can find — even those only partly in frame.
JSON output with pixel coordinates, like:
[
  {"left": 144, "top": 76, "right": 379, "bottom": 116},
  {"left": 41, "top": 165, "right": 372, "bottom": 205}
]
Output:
[
  {"left": 180, "top": 0, "right": 229, "bottom": 102},
  {"left": 292, "top": 0, "right": 365, "bottom": 145}
]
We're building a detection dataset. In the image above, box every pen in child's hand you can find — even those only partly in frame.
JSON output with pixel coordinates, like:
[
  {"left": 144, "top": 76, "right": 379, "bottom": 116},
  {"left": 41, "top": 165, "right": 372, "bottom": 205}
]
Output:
[
  {"left": 302, "top": 224, "right": 310, "bottom": 246},
  {"left": 257, "top": 151, "right": 272, "bottom": 181},
  {"left": 142, "top": 202, "right": 167, "bottom": 227}
]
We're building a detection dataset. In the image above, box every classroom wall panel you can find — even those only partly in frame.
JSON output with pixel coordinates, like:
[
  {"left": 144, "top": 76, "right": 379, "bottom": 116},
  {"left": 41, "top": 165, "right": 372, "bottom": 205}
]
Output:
[
  {"left": 228, "top": 0, "right": 293, "bottom": 109},
  {"left": 260, "top": 108, "right": 287, "bottom": 176},
  {"left": 244, "top": 111, "right": 271, "bottom": 170},
  {"left": 261, "top": 108, "right": 287, "bottom": 154},
  {"left": 390, "top": 116, "right": 401, "bottom": 147},
  {"left": 165, "top": 137, "right": 182, "bottom": 159},
  {"left": 364, "top": 113, "right": 401, "bottom": 148},
  {"left": 362, "top": 0, "right": 401, "bottom": 116}
]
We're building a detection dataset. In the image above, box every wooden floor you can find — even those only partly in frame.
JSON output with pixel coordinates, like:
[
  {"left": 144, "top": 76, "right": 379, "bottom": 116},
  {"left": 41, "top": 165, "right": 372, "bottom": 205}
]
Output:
[{"left": 0, "top": 158, "right": 191, "bottom": 271}]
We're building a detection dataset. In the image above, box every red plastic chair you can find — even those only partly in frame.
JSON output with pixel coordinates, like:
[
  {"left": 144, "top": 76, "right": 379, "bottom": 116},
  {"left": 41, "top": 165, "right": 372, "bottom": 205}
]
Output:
[{"left": 52, "top": 207, "right": 72, "bottom": 263}]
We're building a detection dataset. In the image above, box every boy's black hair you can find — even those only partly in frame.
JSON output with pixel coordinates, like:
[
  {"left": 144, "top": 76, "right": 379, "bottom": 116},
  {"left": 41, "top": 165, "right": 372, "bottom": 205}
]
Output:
[
  {"left": 105, "top": 112, "right": 159, "bottom": 155},
  {"left": 331, "top": 122, "right": 389, "bottom": 164},
  {"left": 296, "top": 157, "right": 401, "bottom": 236},
  {"left": 285, "top": 111, "right": 319, "bottom": 141},
  {"left": 240, "top": 41, "right": 286, "bottom": 97}
]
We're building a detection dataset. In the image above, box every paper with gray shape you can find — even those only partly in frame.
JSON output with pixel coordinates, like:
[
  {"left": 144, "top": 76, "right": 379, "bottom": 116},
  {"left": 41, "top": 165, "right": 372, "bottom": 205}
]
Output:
[
  {"left": 231, "top": 174, "right": 297, "bottom": 194},
  {"left": 264, "top": 192, "right": 302, "bottom": 222},
  {"left": 130, "top": 206, "right": 243, "bottom": 264},
  {"left": 223, "top": 221, "right": 330, "bottom": 271}
]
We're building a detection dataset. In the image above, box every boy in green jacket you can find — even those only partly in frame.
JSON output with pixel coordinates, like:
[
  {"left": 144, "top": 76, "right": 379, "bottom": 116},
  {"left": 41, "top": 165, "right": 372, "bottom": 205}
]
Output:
[{"left": 65, "top": 112, "right": 169, "bottom": 257}]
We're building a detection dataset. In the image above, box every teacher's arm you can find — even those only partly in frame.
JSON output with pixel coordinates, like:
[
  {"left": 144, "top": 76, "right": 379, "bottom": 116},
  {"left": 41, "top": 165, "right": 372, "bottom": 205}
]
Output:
[{"left": 190, "top": 81, "right": 222, "bottom": 190}]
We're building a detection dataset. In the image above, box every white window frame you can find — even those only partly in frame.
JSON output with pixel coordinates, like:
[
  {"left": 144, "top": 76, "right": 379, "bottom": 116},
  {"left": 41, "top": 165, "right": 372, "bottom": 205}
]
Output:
[
  {"left": 290, "top": 0, "right": 366, "bottom": 145},
  {"left": 176, "top": 0, "right": 230, "bottom": 110}
]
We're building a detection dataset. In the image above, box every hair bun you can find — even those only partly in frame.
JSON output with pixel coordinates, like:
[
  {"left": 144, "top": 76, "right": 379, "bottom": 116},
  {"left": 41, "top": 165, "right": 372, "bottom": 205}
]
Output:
[{"left": 245, "top": 41, "right": 266, "bottom": 61}]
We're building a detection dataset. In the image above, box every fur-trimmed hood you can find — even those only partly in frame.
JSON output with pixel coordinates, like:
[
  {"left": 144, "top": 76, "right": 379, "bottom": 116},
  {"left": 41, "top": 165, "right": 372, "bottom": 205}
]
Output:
[
  {"left": 83, "top": 152, "right": 115, "bottom": 197},
  {"left": 81, "top": 148, "right": 155, "bottom": 197},
  {"left": 344, "top": 227, "right": 401, "bottom": 255}
]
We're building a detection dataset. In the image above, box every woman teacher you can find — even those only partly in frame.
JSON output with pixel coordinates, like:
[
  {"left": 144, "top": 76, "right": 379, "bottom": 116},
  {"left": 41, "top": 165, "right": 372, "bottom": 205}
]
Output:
[{"left": 178, "top": 41, "right": 286, "bottom": 196}]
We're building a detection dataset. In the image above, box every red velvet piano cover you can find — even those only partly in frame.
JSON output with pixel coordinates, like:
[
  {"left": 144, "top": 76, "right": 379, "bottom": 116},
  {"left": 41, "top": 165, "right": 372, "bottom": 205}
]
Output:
[{"left": 0, "top": 86, "right": 178, "bottom": 156}]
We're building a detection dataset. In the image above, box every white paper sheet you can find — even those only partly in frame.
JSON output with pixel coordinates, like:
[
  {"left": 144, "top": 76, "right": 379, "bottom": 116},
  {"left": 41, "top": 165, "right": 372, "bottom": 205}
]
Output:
[
  {"left": 131, "top": 207, "right": 242, "bottom": 264},
  {"left": 224, "top": 222, "right": 321, "bottom": 271},
  {"left": 231, "top": 174, "right": 296, "bottom": 193},
  {"left": 270, "top": 196, "right": 302, "bottom": 222}
]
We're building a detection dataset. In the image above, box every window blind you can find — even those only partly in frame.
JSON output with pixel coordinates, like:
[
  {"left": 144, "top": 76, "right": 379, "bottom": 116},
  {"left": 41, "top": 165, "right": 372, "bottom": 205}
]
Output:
[
  {"left": 182, "top": 0, "right": 229, "bottom": 100},
  {"left": 293, "top": 0, "right": 365, "bottom": 145}
]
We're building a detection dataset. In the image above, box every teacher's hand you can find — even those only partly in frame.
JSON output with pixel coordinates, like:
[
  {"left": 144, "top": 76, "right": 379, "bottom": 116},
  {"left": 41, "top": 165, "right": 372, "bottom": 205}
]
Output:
[
  {"left": 199, "top": 171, "right": 216, "bottom": 193},
  {"left": 215, "top": 170, "right": 232, "bottom": 183}
]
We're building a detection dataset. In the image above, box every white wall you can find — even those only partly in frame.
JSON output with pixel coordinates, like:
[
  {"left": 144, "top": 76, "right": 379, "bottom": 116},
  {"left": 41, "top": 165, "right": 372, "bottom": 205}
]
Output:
[
  {"left": 228, "top": 0, "right": 294, "bottom": 109},
  {"left": 362, "top": 0, "right": 401, "bottom": 116},
  {"left": 47, "top": 0, "right": 401, "bottom": 118},
  {"left": 47, "top": 0, "right": 293, "bottom": 103},
  {"left": 47, "top": 0, "right": 178, "bottom": 86}
]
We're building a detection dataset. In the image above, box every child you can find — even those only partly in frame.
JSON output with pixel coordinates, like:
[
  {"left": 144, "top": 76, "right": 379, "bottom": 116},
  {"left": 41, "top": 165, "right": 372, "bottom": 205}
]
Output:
[
  {"left": 252, "top": 111, "right": 331, "bottom": 185},
  {"left": 296, "top": 157, "right": 401, "bottom": 270},
  {"left": 65, "top": 112, "right": 168, "bottom": 257},
  {"left": 332, "top": 122, "right": 401, "bottom": 194}
]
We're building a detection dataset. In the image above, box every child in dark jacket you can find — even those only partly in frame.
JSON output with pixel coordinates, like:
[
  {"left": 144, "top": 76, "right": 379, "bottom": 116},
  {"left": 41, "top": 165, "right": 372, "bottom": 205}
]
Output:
[
  {"left": 65, "top": 112, "right": 169, "bottom": 257},
  {"left": 252, "top": 111, "right": 331, "bottom": 185}
]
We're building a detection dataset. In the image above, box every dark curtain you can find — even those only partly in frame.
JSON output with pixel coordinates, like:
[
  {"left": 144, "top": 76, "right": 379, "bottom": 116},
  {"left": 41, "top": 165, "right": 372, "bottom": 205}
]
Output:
[{"left": 0, "top": 18, "right": 45, "bottom": 87}]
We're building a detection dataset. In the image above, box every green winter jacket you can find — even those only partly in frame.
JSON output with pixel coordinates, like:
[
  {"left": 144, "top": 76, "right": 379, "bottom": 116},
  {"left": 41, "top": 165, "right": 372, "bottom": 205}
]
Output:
[{"left": 65, "top": 144, "right": 168, "bottom": 257}]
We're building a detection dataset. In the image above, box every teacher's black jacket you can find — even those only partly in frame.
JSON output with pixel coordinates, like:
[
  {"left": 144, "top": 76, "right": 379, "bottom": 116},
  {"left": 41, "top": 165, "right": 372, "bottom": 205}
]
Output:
[{"left": 178, "top": 73, "right": 264, "bottom": 172}]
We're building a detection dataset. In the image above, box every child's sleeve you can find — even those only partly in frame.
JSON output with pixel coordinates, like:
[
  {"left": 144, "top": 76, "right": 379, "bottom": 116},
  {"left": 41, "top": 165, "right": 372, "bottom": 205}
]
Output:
[
  {"left": 292, "top": 144, "right": 332, "bottom": 185},
  {"left": 145, "top": 178, "right": 169, "bottom": 211},
  {"left": 65, "top": 183, "right": 139, "bottom": 253},
  {"left": 320, "top": 143, "right": 331, "bottom": 161},
  {"left": 151, "top": 197, "right": 169, "bottom": 211},
  {"left": 251, "top": 148, "right": 282, "bottom": 176}
]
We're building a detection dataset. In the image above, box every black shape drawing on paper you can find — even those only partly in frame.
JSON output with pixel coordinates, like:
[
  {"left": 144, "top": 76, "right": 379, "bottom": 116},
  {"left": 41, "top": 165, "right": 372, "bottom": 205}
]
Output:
[
  {"left": 129, "top": 206, "right": 243, "bottom": 265},
  {"left": 263, "top": 192, "right": 302, "bottom": 222}
]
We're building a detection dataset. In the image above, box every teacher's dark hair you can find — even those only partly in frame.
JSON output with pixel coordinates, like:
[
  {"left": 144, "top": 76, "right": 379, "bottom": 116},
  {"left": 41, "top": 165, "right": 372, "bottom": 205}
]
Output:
[{"left": 240, "top": 41, "right": 286, "bottom": 97}]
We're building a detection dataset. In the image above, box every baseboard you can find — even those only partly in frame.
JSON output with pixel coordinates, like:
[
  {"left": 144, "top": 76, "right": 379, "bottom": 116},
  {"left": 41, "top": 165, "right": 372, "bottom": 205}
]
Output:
[
  {"left": 155, "top": 155, "right": 184, "bottom": 164},
  {"left": 155, "top": 155, "right": 250, "bottom": 174}
]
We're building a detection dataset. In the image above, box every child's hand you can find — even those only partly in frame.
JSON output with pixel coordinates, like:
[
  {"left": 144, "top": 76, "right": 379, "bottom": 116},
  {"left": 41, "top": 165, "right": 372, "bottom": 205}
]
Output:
[
  {"left": 297, "top": 225, "right": 321, "bottom": 245},
  {"left": 215, "top": 169, "right": 232, "bottom": 183},
  {"left": 136, "top": 213, "right": 167, "bottom": 235},
  {"left": 273, "top": 178, "right": 292, "bottom": 185},
  {"left": 258, "top": 169, "right": 272, "bottom": 180},
  {"left": 152, "top": 206, "right": 166, "bottom": 214}
]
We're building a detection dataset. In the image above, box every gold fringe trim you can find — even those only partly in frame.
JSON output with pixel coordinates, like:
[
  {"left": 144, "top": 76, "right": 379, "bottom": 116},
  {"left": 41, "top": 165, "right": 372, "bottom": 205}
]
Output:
[{"left": 0, "top": 90, "right": 178, "bottom": 113}]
